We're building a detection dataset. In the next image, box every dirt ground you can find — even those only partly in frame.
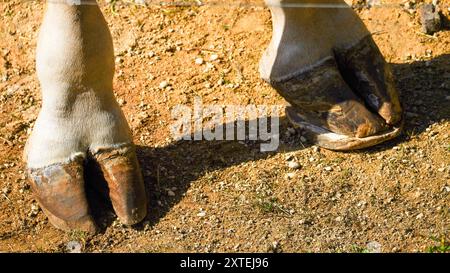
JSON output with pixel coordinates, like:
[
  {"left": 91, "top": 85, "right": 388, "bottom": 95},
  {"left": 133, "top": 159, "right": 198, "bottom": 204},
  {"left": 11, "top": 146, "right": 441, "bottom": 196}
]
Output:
[{"left": 0, "top": 0, "right": 449, "bottom": 253}]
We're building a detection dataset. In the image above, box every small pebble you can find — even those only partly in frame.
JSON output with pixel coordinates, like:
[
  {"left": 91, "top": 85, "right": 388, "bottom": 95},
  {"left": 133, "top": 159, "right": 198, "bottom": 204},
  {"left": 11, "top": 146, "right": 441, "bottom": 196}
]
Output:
[
  {"left": 115, "top": 57, "right": 123, "bottom": 64},
  {"left": 197, "top": 211, "right": 206, "bottom": 217},
  {"left": 167, "top": 190, "right": 175, "bottom": 197},
  {"left": 159, "top": 81, "right": 169, "bottom": 89},
  {"left": 288, "top": 161, "right": 301, "bottom": 170},
  {"left": 367, "top": 241, "right": 382, "bottom": 253},
  {"left": 2, "top": 187, "right": 10, "bottom": 194},
  {"left": 195, "top": 57, "right": 204, "bottom": 65},
  {"left": 285, "top": 173, "right": 296, "bottom": 180},
  {"left": 419, "top": 4, "right": 441, "bottom": 34},
  {"left": 287, "top": 127, "right": 296, "bottom": 135},
  {"left": 28, "top": 203, "right": 40, "bottom": 217},
  {"left": 66, "top": 241, "right": 82, "bottom": 253}
]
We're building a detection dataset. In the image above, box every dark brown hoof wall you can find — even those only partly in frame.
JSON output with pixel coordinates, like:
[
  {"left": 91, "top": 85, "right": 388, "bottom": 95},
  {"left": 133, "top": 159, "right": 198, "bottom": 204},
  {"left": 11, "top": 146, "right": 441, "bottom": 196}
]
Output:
[
  {"left": 94, "top": 146, "right": 147, "bottom": 226},
  {"left": 28, "top": 159, "right": 98, "bottom": 234},
  {"left": 266, "top": 36, "right": 404, "bottom": 150}
]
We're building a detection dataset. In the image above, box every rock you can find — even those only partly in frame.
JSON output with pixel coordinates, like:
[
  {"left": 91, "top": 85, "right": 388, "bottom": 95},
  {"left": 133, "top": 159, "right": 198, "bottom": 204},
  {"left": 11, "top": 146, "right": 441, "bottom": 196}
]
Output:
[
  {"left": 285, "top": 172, "right": 296, "bottom": 180},
  {"left": 203, "top": 62, "right": 214, "bottom": 73},
  {"left": 288, "top": 161, "right": 301, "bottom": 170},
  {"left": 287, "top": 127, "right": 296, "bottom": 135},
  {"left": 209, "top": 54, "right": 219, "bottom": 61},
  {"left": 366, "top": 241, "right": 382, "bottom": 253},
  {"left": 159, "top": 81, "right": 169, "bottom": 89},
  {"left": 324, "top": 166, "right": 333, "bottom": 172},
  {"left": 195, "top": 57, "right": 204, "bottom": 65},
  {"left": 197, "top": 210, "right": 206, "bottom": 217},
  {"left": 420, "top": 4, "right": 441, "bottom": 34},
  {"left": 367, "top": 0, "right": 381, "bottom": 7},
  {"left": 2, "top": 187, "right": 10, "bottom": 194},
  {"left": 28, "top": 203, "right": 40, "bottom": 217},
  {"left": 115, "top": 56, "right": 123, "bottom": 64},
  {"left": 167, "top": 190, "right": 175, "bottom": 197},
  {"left": 66, "top": 241, "right": 82, "bottom": 253}
]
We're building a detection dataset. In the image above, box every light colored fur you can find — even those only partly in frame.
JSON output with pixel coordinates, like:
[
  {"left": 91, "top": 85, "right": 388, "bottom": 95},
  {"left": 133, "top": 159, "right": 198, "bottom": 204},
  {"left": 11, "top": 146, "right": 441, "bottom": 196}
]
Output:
[
  {"left": 260, "top": 0, "right": 369, "bottom": 81},
  {"left": 25, "top": 1, "right": 132, "bottom": 168}
]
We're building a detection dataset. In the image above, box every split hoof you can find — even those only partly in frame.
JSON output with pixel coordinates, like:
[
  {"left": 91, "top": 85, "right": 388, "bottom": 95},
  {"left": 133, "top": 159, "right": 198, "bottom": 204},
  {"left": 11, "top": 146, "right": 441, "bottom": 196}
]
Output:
[
  {"left": 27, "top": 145, "right": 147, "bottom": 233},
  {"left": 267, "top": 36, "right": 403, "bottom": 150}
]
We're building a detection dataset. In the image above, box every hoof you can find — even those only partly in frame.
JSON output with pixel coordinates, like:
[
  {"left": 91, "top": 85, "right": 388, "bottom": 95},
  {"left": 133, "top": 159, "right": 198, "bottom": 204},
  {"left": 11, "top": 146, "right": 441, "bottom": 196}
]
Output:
[
  {"left": 27, "top": 159, "right": 98, "bottom": 234},
  {"left": 286, "top": 106, "right": 403, "bottom": 151},
  {"left": 334, "top": 35, "right": 403, "bottom": 125},
  {"left": 27, "top": 144, "right": 148, "bottom": 232},
  {"left": 93, "top": 146, "right": 147, "bottom": 226},
  {"left": 266, "top": 36, "right": 403, "bottom": 151}
]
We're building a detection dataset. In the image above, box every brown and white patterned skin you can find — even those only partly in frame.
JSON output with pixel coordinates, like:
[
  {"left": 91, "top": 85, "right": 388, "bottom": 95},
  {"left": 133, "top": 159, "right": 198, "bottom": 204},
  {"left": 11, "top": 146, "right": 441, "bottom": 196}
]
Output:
[{"left": 24, "top": 0, "right": 403, "bottom": 233}]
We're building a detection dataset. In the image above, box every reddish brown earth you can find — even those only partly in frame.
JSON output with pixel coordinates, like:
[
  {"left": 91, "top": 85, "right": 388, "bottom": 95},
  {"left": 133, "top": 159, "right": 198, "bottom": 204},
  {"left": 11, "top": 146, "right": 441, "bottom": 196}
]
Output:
[{"left": 0, "top": 0, "right": 449, "bottom": 252}]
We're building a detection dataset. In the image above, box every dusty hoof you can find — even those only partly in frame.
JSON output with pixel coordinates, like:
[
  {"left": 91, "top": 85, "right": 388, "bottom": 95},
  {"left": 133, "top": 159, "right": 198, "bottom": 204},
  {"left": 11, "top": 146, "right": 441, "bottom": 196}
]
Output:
[
  {"left": 267, "top": 36, "right": 403, "bottom": 150},
  {"left": 286, "top": 106, "right": 403, "bottom": 150},
  {"left": 334, "top": 35, "right": 403, "bottom": 125},
  {"left": 93, "top": 146, "right": 147, "bottom": 226},
  {"left": 27, "top": 158, "right": 97, "bottom": 234}
]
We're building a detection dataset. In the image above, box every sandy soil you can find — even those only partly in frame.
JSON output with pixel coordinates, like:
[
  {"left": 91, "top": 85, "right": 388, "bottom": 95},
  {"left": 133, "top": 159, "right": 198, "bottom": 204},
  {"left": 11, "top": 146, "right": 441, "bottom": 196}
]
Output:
[{"left": 0, "top": 0, "right": 449, "bottom": 252}]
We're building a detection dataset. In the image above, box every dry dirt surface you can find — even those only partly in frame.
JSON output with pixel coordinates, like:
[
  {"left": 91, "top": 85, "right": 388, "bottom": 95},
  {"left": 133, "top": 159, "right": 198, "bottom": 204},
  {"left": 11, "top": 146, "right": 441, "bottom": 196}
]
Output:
[{"left": 0, "top": 0, "right": 449, "bottom": 253}]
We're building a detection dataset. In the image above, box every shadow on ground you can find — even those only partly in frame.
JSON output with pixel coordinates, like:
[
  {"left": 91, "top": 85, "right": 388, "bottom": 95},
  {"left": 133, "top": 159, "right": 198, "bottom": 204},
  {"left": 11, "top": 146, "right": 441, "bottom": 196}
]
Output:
[{"left": 85, "top": 54, "right": 450, "bottom": 233}]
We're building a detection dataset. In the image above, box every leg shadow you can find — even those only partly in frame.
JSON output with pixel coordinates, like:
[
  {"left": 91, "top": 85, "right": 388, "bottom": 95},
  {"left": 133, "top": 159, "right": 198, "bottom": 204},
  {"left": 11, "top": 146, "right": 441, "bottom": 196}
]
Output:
[
  {"left": 85, "top": 54, "right": 450, "bottom": 232},
  {"left": 360, "top": 53, "right": 450, "bottom": 154},
  {"left": 85, "top": 115, "right": 310, "bottom": 231}
]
